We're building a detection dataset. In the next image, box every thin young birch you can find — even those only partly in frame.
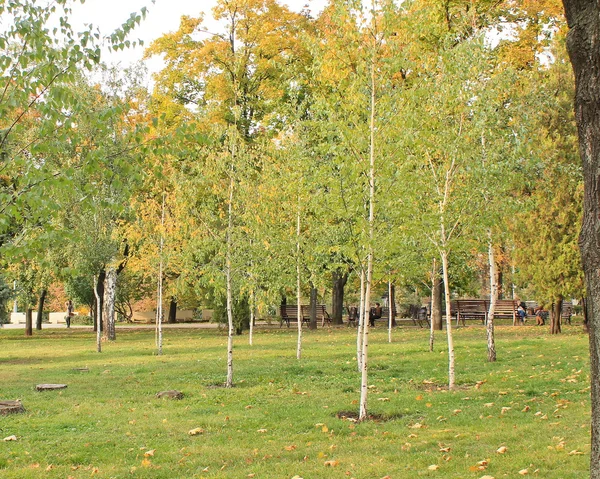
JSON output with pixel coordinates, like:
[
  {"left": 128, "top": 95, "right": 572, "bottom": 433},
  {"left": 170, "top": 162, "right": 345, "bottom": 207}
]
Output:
[
  {"left": 94, "top": 275, "right": 102, "bottom": 353},
  {"left": 486, "top": 229, "right": 498, "bottom": 362},
  {"left": 429, "top": 258, "right": 437, "bottom": 352},
  {"left": 225, "top": 162, "right": 235, "bottom": 388},
  {"left": 249, "top": 289, "right": 255, "bottom": 346},
  {"left": 296, "top": 203, "right": 302, "bottom": 360},
  {"left": 359, "top": 31, "right": 378, "bottom": 420},
  {"left": 156, "top": 193, "right": 165, "bottom": 356},
  {"left": 357, "top": 267, "right": 365, "bottom": 371},
  {"left": 388, "top": 279, "right": 392, "bottom": 343}
]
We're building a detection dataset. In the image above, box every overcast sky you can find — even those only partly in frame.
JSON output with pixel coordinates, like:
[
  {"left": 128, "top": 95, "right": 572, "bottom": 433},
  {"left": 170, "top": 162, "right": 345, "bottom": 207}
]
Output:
[{"left": 70, "top": 0, "right": 328, "bottom": 79}]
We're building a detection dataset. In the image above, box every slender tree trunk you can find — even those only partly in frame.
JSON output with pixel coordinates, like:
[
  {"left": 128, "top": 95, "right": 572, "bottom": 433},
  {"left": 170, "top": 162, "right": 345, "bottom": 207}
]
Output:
[
  {"left": 441, "top": 248, "right": 455, "bottom": 390},
  {"left": 331, "top": 269, "right": 348, "bottom": 325},
  {"left": 157, "top": 193, "right": 166, "bottom": 355},
  {"left": 103, "top": 266, "right": 117, "bottom": 341},
  {"left": 249, "top": 290, "right": 255, "bottom": 345},
  {"left": 359, "top": 44, "right": 377, "bottom": 421},
  {"left": 388, "top": 280, "right": 392, "bottom": 343},
  {"left": 432, "top": 263, "right": 443, "bottom": 331},
  {"left": 168, "top": 298, "right": 177, "bottom": 323},
  {"left": 390, "top": 283, "right": 396, "bottom": 327},
  {"left": 561, "top": 4, "right": 600, "bottom": 475},
  {"left": 94, "top": 269, "right": 105, "bottom": 332},
  {"left": 94, "top": 275, "right": 102, "bottom": 353},
  {"left": 225, "top": 171, "right": 235, "bottom": 388},
  {"left": 296, "top": 205, "right": 302, "bottom": 360},
  {"left": 357, "top": 267, "right": 365, "bottom": 372},
  {"left": 309, "top": 283, "right": 318, "bottom": 330},
  {"left": 551, "top": 297, "right": 563, "bottom": 334},
  {"left": 486, "top": 231, "right": 498, "bottom": 362},
  {"left": 25, "top": 307, "right": 32, "bottom": 336},
  {"left": 36, "top": 289, "right": 46, "bottom": 330},
  {"left": 429, "top": 259, "right": 438, "bottom": 352}
]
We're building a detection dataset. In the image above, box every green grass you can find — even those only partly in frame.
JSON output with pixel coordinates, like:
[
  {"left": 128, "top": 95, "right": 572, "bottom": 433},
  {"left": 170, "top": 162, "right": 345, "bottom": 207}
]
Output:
[{"left": 0, "top": 324, "right": 591, "bottom": 478}]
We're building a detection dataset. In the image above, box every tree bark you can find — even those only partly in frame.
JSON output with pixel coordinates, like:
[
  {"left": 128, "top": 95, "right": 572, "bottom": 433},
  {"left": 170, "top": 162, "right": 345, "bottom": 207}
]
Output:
[
  {"left": 331, "top": 269, "right": 348, "bottom": 325},
  {"left": 390, "top": 283, "right": 397, "bottom": 327},
  {"left": 551, "top": 297, "right": 563, "bottom": 335},
  {"left": 561, "top": 4, "right": 600, "bottom": 473},
  {"left": 441, "top": 248, "right": 455, "bottom": 390},
  {"left": 309, "top": 283, "right": 318, "bottom": 330},
  {"left": 432, "top": 267, "right": 443, "bottom": 331},
  {"left": 486, "top": 232, "right": 498, "bottom": 362},
  {"left": 296, "top": 206, "right": 302, "bottom": 360},
  {"left": 25, "top": 307, "right": 32, "bottom": 337},
  {"left": 357, "top": 267, "right": 365, "bottom": 371},
  {"left": 94, "top": 275, "right": 102, "bottom": 353},
  {"left": 36, "top": 289, "right": 46, "bottom": 330},
  {"left": 430, "top": 259, "right": 437, "bottom": 352},
  {"left": 103, "top": 266, "right": 117, "bottom": 341},
  {"left": 168, "top": 297, "right": 177, "bottom": 323},
  {"left": 94, "top": 269, "right": 105, "bottom": 333}
]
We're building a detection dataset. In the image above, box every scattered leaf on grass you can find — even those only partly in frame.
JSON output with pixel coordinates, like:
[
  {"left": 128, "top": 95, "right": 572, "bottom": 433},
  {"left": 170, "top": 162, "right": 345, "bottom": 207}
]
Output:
[
  {"left": 144, "top": 450, "right": 155, "bottom": 457},
  {"left": 324, "top": 460, "right": 339, "bottom": 467},
  {"left": 518, "top": 468, "right": 528, "bottom": 475},
  {"left": 497, "top": 446, "right": 508, "bottom": 454},
  {"left": 257, "top": 429, "right": 267, "bottom": 433},
  {"left": 284, "top": 445, "right": 297, "bottom": 451},
  {"left": 377, "top": 398, "right": 390, "bottom": 402},
  {"left": 188, "top": 428, "right": 204, "bottom": 435},
  {"left": 428, "top": 464, "right": 439, "bottom": 471},
  {"left": 568, "top": 450, "right": 584, "bottom": 455},
  {"left": 3, "top": 435, "right": 17, "bottom": 441}
]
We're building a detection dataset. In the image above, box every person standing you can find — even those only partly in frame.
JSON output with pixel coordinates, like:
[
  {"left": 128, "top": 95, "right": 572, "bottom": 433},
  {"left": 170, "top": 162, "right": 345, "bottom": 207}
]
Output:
[{"left": 65, "top": 300, "right": 74, "bottom": 328}]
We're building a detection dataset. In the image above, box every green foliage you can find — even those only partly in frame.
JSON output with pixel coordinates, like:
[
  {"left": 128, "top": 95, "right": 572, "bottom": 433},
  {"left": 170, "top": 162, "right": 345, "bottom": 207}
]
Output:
[
  {"left": 0, "top": 273, "right": 13, "bottom": 323},
  {"left": 212, "top": 292, "right": 250, "bottom": 335}
]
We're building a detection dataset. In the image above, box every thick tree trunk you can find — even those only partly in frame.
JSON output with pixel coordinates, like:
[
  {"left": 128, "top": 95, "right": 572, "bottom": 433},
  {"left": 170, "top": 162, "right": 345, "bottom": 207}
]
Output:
[
  {"left": 583, "top": 296, "right": 590, "bottom": 333},
  {"left": 168, "top": 297, "right": 177, "bottom": 323},
  {"left": 103, "top": 266, "right": 117, "bottom": 341},
  {"left": 486, "top": 232, "right": 498, "bottom": 362},
  {"left": 331, "top": 269, "right": 348, "bottom": 325},
  {"left": 309, "top": 284, "right": 318, "bottom": 330},
  {"left": 25, "top": 308, "right": 32, "bottom": 337},
  {"left": 36, "top": 289, "right": 46, "bottom": 330},
  {"left": 562, "top": 3, "right": 600, "bottom": 475},
  {"left": 432, "top": 267, "right": 443, "bottom": 331},
  {"left": 551, "top": 297, "right": 563, "bottom": 335}
]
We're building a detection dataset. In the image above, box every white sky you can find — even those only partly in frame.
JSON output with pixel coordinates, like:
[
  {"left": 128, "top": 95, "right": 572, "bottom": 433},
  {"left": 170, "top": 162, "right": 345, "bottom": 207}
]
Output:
[{"left": 70, "top": 0, "right": 328, "bottom": 80}]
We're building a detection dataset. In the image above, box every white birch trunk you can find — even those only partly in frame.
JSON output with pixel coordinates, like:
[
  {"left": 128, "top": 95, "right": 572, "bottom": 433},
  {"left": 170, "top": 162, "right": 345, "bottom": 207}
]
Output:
[
  {"left": 225, "top": 171, "right": 235, "bottom": 388},
  {"left": 429, "top": 258, "right": 437, "bottom": 352},
  {"left": 94, "top": 275, "right": 102, "bottom": 353},
  {"left": 388, "top": 279, "right": 392, "bottom": 343},
  {"left": 486, "top": 230, "right": 498, "bottom": 362},
  {"left": 249, "top": 289, "right": 254, "bottom": 346},
  {"left": 103, "top": 266, "right": 117, "bottom": 341},
  {"left": 296, "top": 206, "right": 302, "bottom": 360},
  {"left": 357, "top": 267, "right": 365, "bottom": 371},
  {"left": 359, "top": 43, "right": 377, "bottom": 421},
  {"left": 157, "top": 193, "right": 165, "bottom": 355},
  {"left": 441, "top": 248, "right": 455, "bottom": 390}
]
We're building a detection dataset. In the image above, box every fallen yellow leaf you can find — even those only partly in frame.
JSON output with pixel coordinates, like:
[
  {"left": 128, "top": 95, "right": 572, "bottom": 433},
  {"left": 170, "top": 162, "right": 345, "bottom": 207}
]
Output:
[
  {"left": 497, "top": 446, "right": 508, "bottom": 454},
  {"left": 428, "top": 464, "right": 440, "bottom": 471},
  {"left": 324, "top": 460, "right": 339, "bottom": 467},
  {"left": 188, "top": 428, "right": 204, "bottom": 435}
]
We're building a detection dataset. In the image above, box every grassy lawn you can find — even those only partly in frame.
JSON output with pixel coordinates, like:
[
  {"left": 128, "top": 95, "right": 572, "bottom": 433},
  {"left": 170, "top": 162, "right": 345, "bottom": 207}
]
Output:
[{"left": 0, "top": 323, "right": 591, "bottom": 478}]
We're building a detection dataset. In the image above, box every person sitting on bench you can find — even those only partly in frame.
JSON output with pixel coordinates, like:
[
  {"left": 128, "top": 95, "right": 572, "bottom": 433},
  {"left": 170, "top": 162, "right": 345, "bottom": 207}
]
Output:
[{"left": 369, "top": 303, "right": 382, "bottom": 327}]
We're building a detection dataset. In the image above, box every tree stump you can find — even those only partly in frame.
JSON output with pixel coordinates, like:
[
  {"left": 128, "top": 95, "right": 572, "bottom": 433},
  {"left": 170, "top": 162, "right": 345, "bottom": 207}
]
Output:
[
  {"left": 156, "top": 390, "right": 184, "bottom": 400},
  {"left": 0, "top": 401, "right": 25, "bottom": 415},
  {"left": 35, "top": 384, "right": 67, "bottom": 391}
]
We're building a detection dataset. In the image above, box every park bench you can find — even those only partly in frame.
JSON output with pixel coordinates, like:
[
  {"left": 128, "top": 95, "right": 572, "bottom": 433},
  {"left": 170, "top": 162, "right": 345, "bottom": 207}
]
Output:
[
  {"left": 492, "top": 299, "right": 518, "bottom": 324},
  {"left": 279, "top": 304, "right": 331, "bottom": 328},
  {"left": 455, "top": 299, "right": 488, "bottom": 325}
]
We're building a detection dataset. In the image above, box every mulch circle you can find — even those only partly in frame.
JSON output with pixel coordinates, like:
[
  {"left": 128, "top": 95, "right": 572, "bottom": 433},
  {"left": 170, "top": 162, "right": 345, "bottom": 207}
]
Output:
[
  {"left": 0, "top": 400, "right": 25, "bottom": 415},
  {"left": 336, "top": 410, "right": 390, "bottom": 422},
  {"left": 35, "top": 384, "right": 67, "bottom": 392},
  {"left": 156, "top": 390, "right": 184, "bottom": 400}
]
